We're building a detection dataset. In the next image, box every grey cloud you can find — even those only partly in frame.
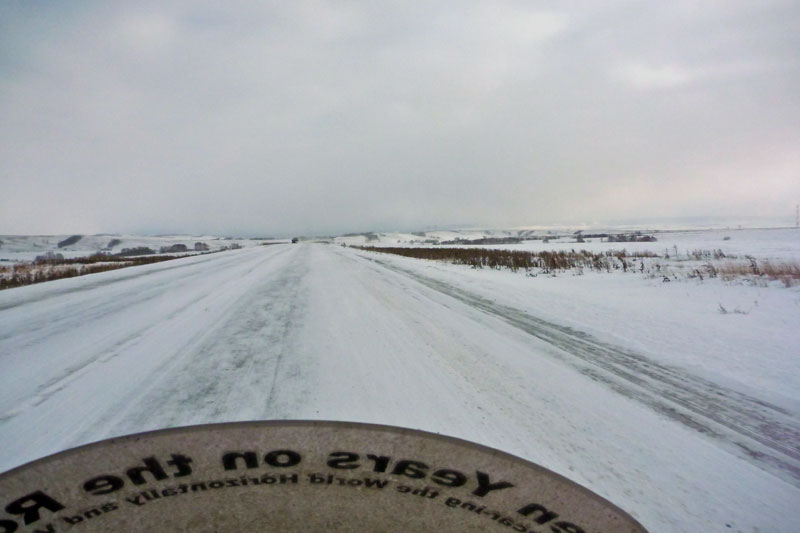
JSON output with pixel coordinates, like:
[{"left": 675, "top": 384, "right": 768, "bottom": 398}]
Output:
[{"left": 1, "top": 1, "right": 798, "bottom": 235}]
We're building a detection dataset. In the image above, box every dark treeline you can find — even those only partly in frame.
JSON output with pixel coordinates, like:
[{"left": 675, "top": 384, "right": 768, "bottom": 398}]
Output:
[
  {"left": 356, "top": 246, "right": 658, "bottom": 273},
  {"left": 439, "top": 237, "right": 523, "bottom": 245}
]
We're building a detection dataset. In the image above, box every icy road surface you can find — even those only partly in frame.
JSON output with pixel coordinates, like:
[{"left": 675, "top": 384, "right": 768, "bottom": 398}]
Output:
[{"left": 1, "top": 243, "right": 799, "bottom": 531}]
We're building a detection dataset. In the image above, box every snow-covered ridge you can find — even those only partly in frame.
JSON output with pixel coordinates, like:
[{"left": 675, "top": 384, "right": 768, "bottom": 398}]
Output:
[{"left": 0, "top": 234, "right": 283, "bottom": 262}]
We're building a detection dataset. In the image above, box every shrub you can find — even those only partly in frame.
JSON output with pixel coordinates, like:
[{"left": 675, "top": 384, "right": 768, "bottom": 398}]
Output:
[
  {"left": 606, "top": 233, "right": 657, "bottom": 242},
  {"left": 34, "top": 251, "right": 65, "bottom": 264},
  {"left": 440, "top": 237, "right": 522, "bottom": 245},
  {"left": 356, "top": 246, "right": 620, "bottom": 273},
  {"left": 159, "top": 244, "right": 188, "bottom": 253},
  {"left": 117, "top": 247, "right": 156, "bottom": 256}
]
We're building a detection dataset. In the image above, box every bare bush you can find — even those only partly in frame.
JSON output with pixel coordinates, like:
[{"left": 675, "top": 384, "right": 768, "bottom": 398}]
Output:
[
  {"left": 160, "top": 244, "right": 188, "bottom": 253},
  {"left": 117, "top": 247, "right": 156, "bottom": 256},
  {"left": 440, "top": 237, "right": 523, "bottom": 245},
  {"left": 356, "top": 246, "right": 625, "bottom": 273},
  {"left": 606, "top": 233, "right": 657, "bottom": 242},
  {"left": 689, "top": 249, "right": 728, "bottom": 260},
  {"left": 34, "top": 251, "right": 65, "bottom": 264}
]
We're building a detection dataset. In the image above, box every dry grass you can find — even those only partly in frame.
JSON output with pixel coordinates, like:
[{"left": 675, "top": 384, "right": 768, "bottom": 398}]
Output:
[
  {"left": 718, "top": 260, "right": 800, "bottom": 287},
  {"left": 688, "top": 249, "right": 730, "bottom": 260},
  {"left": 356, "top": 246, "right": 800, "bottom": 287},
  {"left": 356, "top": 246, "right": 641, "bottom": 273},
  {"left": 0, "top": 254, "right": 188, "bottom": 290},
  {"left": 1, "top": 263, "right": 126, "bottom": 289}
]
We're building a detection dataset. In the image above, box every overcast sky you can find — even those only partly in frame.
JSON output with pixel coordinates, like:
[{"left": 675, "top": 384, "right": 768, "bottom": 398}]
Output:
[{"left": 2, "top": 1, "right": 799, "bottom": 236}]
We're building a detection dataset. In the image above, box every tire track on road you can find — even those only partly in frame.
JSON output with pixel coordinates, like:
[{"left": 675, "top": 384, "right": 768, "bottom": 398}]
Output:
[
  {"left": 0, "top": 246, "right": 297, "bottom": 471},
  {"left": 355, "top": 252, "right": 800, "bottom": 487},
  {"left": 94, "top": 245, "right": 313, "bottom": 435}
]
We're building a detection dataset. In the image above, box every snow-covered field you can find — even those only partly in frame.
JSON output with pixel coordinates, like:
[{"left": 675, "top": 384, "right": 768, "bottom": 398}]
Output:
[
  {"left": 1, "top": 228, "right": 799, "bottom": 532},
  {"left": 335, "top": 227, "right": 800, "bottom": 260},
  {"left": 0, "top": 234, "right": 275, "bottom": 263}
]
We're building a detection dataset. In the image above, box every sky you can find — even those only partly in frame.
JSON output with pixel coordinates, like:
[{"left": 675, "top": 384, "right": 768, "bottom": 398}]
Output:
[{"left": 1, "top": 1, "right": 799, "bottom": 237}]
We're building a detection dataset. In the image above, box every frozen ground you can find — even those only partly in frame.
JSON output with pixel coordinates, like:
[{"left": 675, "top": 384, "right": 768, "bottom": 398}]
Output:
[{"left": 1, "top": 239, "right": 799, "bottom": 532}]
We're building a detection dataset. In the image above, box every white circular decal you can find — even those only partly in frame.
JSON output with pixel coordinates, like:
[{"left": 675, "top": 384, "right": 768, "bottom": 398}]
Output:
[{"left": 0, "top": 421, "right": 647, "bottom": 532}]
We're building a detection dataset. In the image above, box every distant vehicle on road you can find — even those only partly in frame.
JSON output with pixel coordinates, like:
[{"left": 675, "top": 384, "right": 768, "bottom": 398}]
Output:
[{"left": 291, "top": 238, "right": 299, "bottom": 243}]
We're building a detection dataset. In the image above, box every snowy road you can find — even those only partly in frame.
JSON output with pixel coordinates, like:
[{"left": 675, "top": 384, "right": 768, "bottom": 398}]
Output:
[
  {"left": 2, "top": 243, "right": 799, "bottom": 531},
  {"left": 365, "top": 256, "right": 800, "bottom": 487}
]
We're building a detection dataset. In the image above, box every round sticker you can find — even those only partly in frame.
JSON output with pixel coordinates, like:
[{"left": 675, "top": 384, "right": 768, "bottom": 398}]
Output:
[{"left": 0, "top": 421, "right": 647, "bottom": 532}]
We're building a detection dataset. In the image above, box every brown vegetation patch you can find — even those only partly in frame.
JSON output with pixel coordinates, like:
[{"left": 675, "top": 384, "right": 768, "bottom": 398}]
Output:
[
  {"left": 1, "top": 254, "right": 188, "bottom": 290},
  {"left": 355, "top": 246, "right": 800, "bottom": 287},
  {"left": 718, "top": 260, "right": 800, "bottom": 287},
  {"left": 356, "top": 246, "right": 637, "bottom": 273}
]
